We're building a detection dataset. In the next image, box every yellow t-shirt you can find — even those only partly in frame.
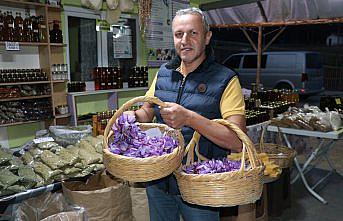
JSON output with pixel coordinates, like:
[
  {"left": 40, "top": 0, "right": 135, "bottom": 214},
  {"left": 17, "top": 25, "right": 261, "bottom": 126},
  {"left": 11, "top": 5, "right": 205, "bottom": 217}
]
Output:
[{"left": 145, "top": 75, "right": 245, "bottom": 119}]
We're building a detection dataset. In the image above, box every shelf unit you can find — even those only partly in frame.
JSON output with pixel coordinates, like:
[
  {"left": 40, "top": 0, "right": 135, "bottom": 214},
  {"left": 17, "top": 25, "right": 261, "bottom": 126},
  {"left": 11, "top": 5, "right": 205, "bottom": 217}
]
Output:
[
  {"left": 0, "top": 81, "right": 50, "bottom": 86},
  {"left": 67, "top": 87, "right": 148, "bottom": 126},
  {"left": 0, "top": 0, "right": 67, "bottom": 127},
  {"left": 0, "top": 94, "right": 51, "bottom": 102}
]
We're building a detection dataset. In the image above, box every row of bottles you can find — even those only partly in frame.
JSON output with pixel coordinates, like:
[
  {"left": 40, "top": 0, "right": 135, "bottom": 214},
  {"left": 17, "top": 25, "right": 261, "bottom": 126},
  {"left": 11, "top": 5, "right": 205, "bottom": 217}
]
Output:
[
  {"left": 92, "top": 105, "right": 141, "bottom": 136},
  {"left": 51, "top": 63, "right": 68, "bottom": 80},
  {"left": 0, "top": 69, "right": 48, "bottom": 83},
  {"left": 0, "top": 10, "right": 45, "bottom": 42},
  {"left": 93, "top": 67, "right": 123, "bottom": 90},
  {"left": 67, "top": 82, "right": 86, "bottom": 92},
  {"left": 128, "top": 66, "right": 149, "bottom": 88}
]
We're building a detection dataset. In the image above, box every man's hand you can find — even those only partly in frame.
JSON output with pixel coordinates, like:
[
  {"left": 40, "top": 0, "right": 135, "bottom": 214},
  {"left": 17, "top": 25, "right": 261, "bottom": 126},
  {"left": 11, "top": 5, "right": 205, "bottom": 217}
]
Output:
[{"left": 160, "top": 102, "right": 193, "bottom": 129}]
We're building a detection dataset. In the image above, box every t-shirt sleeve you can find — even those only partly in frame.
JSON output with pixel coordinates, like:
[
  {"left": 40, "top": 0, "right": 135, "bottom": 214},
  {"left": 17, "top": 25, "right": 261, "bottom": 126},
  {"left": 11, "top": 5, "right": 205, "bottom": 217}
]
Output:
[
  {"left": 220, "top": 76, "right": 245, "bottom": 119},
  {"left": 145, "top": 74, "right": 157, "bottom": 97}
]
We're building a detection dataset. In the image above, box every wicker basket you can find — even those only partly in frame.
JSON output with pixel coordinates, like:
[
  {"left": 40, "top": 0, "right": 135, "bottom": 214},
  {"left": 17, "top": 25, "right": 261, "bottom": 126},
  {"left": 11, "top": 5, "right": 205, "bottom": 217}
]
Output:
[
  {"left": 174, "top": 119, "right": 264, "bottom": 207},
  {"left": 103, "top": 96, "right": 185, "bottom": 182},
  {"left": 256, "top": 126, "right": 296, "bottom": 168}
]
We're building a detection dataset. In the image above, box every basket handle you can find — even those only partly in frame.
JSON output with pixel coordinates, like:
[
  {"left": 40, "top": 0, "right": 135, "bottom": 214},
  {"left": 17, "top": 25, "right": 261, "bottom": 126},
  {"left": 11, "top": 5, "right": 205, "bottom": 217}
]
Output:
[
  {"left": 258, "top": 124, "right": 283, "bottom": 151},
  {"left": 184, "top": 119, "right": 261, "bottom": 171},
  {"left": 103, "top": 96, "right": 167, "bottom": 149}
]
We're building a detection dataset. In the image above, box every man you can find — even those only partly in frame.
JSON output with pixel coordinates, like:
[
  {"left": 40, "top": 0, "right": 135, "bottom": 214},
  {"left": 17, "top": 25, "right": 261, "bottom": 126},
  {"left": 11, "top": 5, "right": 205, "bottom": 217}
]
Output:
[{"left": 132, "top": 7, "right": 246, "bottom": 221}]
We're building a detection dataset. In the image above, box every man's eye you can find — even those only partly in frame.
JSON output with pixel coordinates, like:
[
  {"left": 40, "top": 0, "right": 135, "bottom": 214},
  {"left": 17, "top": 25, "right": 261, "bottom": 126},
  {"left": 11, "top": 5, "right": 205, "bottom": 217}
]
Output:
[
  {"left": 191, "top": 31, "right": 197, "bottom": 36},
  {"left": 175, "top": 32, "right": 183, "bottom": 38}
]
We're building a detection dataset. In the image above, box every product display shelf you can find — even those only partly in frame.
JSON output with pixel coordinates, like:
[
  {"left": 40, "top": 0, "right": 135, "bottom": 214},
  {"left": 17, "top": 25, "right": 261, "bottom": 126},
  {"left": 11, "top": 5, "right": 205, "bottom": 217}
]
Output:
[
  {"left": 50, "top": 43, "right": 67, "bottom": 47},
  {"left": 47, "top": 4, "right": 68, "bottom": 124},
  {"left": 0, "top": 0, "right": 66, "bottom": 129},
  {"left": 67, "top": 87, "right": 149, "bottom": 126},
  {"left": 0, "top": 0, "right": 46, "bottom": 9},
  {"left": 0, "top": 41, "right": 48, "bottom": 46},
  {"left": 52, "top": 80, "right": 67, "bottom": 83},
  {"left": 0, "top": 81, "right": 50, "bottom": 86},
  {"left": 55, "top": 113, "right": 71, "bottom": 119},
  {"left": 0, "top": 120, "right": 46, "bottom": 128},
  {"left": 0, "top": 94, "right": 51, "bottom": 102}
]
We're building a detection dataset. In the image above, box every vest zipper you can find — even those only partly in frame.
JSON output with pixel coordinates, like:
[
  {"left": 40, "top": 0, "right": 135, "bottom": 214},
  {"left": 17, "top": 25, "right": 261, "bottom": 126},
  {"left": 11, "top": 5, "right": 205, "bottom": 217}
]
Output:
[{"left": 176, "top": 76, "right": 186, "bottom": 104}]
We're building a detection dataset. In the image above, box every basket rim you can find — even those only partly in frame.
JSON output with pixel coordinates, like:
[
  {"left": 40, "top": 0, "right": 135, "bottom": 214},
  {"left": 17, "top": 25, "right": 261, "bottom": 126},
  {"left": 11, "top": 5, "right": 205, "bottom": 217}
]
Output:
[
  {"left": 175, "top": 165, "right": 264, "bottom": 178},
  {"left": 103, "top": 144, "right": 184, "bottom": 161}
]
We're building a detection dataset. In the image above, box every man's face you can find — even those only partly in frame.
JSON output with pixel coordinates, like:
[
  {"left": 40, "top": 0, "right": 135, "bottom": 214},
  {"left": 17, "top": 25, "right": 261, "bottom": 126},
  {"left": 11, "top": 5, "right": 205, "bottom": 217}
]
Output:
[{"left": 172, "top": 13, "right": 212, "bottom": 65}]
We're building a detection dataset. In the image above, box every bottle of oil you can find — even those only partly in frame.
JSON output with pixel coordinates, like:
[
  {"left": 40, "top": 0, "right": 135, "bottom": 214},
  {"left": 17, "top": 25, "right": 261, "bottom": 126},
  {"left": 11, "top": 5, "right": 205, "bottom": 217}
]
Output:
[
  {"left": 23, "top": 12, "right": 32, "bottom": 42},
  {"left": 31, "top": 16, "right": 40, "bottom": 42},
  {"left": 4, "top": 11, "right": 14, "bottom": 41},
  {"left": 14, "top": 12, "right": 23, "bottom": 42}
]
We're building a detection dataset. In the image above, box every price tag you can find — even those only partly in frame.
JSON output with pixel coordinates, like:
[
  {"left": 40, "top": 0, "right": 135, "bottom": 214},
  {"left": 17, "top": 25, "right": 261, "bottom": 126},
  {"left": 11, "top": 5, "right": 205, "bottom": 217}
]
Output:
[
  {"left": 33, "top": 137, "right": 54, "bottom": 144},
  {"left": 5, "top": 42, "right": 20, "bottom": 51},
  {"left": 335, "top": 98, "right": 341, "bottom": 105}
]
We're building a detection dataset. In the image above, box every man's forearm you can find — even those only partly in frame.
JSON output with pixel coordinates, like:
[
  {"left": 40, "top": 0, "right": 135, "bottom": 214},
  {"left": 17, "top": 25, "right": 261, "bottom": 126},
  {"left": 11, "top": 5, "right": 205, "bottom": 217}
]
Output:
[
  {"left": 187, "top": 111, "right": 245, "bottom": 152},
  {"left": 135, "top": 103, "right": 155, "bottom": 123}
]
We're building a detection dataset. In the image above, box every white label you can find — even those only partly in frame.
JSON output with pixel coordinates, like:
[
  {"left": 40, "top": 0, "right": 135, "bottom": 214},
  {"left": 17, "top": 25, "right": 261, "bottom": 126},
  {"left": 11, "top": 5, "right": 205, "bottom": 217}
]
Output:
[
  {"left": 8, "top": 24, "right": 13, "bottom": 28},
  {"left": 33, "top": 137, "right": 54, "bottom": 144},
  {"left": 5, "top": 42, "right": 20, "bottom": 51},
  {"left": 0, "top": 22, "right": 3, "bottom": 26}
]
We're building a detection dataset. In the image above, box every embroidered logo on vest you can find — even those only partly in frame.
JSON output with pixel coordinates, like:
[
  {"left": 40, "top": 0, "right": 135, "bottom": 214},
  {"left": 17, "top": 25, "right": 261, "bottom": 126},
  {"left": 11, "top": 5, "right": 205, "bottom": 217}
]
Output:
[{"left": 197, "top": 83, "right": 207, "bottom": 93}]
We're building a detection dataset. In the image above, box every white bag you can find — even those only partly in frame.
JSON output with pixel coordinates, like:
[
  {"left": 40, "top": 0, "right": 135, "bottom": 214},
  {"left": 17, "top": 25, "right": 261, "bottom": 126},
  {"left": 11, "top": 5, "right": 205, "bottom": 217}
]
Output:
[
  {"left": 107, "top": 0, "right": 119, "bottom": 10},
  {"left": 81, "top": 0, "right": 103, "bottom": 11},
  {"left": 106, "top": 7, "right": 122, "bottom": 25},
  {"left": 119, "top": 0, "right": 134, "bottom": 12}
]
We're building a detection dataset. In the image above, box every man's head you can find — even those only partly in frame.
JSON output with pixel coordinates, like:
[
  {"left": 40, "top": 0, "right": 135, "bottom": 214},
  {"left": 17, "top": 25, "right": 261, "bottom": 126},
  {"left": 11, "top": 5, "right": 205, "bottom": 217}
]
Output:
[{"left": 172, "top": 7, "right": 212, "bottom": 67}]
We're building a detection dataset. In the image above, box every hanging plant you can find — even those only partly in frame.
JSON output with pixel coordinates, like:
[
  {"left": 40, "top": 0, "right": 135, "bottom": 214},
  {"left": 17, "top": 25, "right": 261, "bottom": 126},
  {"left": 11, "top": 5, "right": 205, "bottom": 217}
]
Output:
[{"left": 138, "top": 0, "right": 152, "bottom": 39}]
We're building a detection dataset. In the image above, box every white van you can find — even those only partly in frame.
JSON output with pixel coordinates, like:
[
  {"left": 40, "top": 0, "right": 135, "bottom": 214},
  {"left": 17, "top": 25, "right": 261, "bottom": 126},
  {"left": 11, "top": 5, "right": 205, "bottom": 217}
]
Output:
[{"left": 222, "top": 51, "right": 325, "bottom": 95}]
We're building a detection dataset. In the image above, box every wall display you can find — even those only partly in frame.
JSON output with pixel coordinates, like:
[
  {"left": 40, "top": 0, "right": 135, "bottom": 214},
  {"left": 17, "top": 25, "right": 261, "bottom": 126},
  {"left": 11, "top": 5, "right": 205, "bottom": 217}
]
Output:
[{"left": 146, "top": 0, "right": 189, "bottom": 67}]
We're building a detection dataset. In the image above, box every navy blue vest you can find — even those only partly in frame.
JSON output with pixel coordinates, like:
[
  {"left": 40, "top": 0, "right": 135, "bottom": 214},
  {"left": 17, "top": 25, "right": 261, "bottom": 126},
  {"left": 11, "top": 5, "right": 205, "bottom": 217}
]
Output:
[{"left": 151, "top": 54, "right": 237, "bottom": 194}]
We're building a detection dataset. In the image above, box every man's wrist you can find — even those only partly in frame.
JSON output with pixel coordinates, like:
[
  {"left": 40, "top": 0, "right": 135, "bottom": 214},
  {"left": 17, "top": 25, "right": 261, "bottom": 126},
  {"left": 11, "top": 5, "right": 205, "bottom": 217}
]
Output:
[{"left": 186, "top": 110, "right": 195, "bottom": 127}]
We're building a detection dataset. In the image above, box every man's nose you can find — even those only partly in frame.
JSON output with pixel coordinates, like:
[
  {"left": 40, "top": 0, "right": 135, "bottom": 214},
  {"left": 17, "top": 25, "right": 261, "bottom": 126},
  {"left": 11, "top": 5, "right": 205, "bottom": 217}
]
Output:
[{"left": 181, "top": 33, "right": 190, "bottom": 44}]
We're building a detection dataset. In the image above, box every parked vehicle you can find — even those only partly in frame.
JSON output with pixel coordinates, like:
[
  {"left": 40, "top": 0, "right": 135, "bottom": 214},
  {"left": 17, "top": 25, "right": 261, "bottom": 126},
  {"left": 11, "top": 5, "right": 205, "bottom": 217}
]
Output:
[{"left": 222, "top": 51, "right": 325, "bottom": 95}]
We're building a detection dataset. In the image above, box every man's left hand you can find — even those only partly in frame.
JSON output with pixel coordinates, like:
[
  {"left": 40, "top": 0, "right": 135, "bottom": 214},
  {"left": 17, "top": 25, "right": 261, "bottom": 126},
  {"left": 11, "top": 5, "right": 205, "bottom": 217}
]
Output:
[{"left": 160, "top": 102, "right": 193, "bottom": 129}]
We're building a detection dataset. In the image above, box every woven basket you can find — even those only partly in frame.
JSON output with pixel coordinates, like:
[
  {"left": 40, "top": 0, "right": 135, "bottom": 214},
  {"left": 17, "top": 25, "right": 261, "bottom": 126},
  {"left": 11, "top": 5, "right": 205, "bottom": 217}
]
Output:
[
  {"left": 103, "top": 96, "right": 185, "bottom": 182},
  {"left": 256, "top": 126, "right": 296, "bottom": 168},
  {"left": 174, "top": 119, "right": 264, "bottom": 207}
]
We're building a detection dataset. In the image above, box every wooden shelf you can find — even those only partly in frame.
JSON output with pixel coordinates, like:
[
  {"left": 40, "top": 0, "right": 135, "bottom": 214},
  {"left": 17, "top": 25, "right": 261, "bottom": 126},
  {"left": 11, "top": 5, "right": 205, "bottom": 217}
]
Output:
[
  {"left": 0, "top": 119, "right": 51, "bottom": 127},
  {"left": 0, "top": 81, "right": 50, "bottom": 86},
  {"left": 67, "top": 87, "right": 149, "bottom": 96},
  {"left": 47, "top": 5, "right": 63, "bottom": 11},
  {"left": 0, "top": 95, "right": 51, "bottom": 102},
  {"left": 0, "top": 41, "right": 48, "bottom": 46},
  {"left": 55, "top": 113, "right": 71, "bottom": 119},
  {"left": 52, "top": 80, "right": 68, "bottom": 83},
  {"left": 0, "top": 0, "right": 46, "bottom": 9},
  {"left": 50, "top": 43, "right": 67, "bottom": 47}
]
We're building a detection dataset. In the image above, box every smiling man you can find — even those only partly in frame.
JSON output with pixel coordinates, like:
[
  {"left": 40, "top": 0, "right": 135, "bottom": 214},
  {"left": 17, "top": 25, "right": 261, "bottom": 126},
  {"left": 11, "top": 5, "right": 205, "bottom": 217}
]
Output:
[{"left": 132, "top": 7, "right": 246, "bottom": 221}]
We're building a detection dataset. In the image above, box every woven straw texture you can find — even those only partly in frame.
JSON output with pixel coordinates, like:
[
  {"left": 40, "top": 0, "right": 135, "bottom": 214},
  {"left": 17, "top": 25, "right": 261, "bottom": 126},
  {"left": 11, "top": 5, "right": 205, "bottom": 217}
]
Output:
[
  {"left": 256, "top": 126, "right": 296, "bottom": 168},
  {"left": 174, "top": 119, "right": 264, "bottom": 207},
  {"left": 103, "top": 96, "right": 185, "bottom": 182}
]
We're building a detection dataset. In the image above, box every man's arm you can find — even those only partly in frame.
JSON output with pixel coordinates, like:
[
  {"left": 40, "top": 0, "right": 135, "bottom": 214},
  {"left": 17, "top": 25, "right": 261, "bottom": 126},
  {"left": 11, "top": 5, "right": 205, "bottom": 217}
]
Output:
[
  {"left": 133, "top": 102, "right": 155, "bottom": 123},
  {"left": 160, "top": 103, "right": 245, "bottom": 152}
]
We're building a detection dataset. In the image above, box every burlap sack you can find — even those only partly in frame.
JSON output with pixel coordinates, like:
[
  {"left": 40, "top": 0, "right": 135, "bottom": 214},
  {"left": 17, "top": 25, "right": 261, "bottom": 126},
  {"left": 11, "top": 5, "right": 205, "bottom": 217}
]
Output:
[
  {"left": 130, "top": 185, "right": 150, "bottom": 221},
  {"left": 40, "top": 211, "right": 85, "bottom": 221},
  {"left": 63, "top": 171, "right": 133, "bottom": 221}
]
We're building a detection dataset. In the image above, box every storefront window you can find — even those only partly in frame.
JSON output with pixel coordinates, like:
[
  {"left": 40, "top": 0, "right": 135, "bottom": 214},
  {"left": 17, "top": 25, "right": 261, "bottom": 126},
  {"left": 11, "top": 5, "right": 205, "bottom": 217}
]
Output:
[{"left": 68, "top": 16, "right": 98, "bottom": 81}]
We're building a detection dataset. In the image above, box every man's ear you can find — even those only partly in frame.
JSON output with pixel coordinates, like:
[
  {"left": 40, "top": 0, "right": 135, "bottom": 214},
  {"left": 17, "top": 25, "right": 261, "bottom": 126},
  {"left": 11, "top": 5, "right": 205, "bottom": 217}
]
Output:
[{"left": 205, "top": 31, "right": 212, "bottom": 45}]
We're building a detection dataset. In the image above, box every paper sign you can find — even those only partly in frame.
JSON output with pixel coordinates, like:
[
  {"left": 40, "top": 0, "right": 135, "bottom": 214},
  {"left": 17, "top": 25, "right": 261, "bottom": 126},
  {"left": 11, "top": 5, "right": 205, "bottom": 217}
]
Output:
[
  {"left": 33, "top": 137, "right": 54, "bottom": 144},
  {"left": 5, "top": 42, "right": 20, "bottom": 51}
]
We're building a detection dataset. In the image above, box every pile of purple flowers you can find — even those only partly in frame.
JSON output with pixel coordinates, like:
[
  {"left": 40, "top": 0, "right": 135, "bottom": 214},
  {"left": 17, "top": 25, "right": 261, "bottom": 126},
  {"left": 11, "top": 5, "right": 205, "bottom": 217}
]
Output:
[
  {"left": 108, "top": 114, "right": 178, "bottom": 158},
  {"left": 183, "top": 158, "right": 242, "bottom": 174}
]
